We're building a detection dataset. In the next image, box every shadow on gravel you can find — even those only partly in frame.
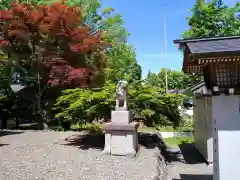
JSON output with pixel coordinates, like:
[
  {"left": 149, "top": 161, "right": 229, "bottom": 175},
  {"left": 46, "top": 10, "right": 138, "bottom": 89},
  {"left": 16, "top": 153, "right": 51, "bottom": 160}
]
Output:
[
  {"left": 164, "top": 147, "right": 184, "bottom": 163},
  {"left": 61, "top": 132, "right": 105, "bottom": 150},
  {"left": 60, "top": 132, "right": 166, "bottom": 150},
  {"left": 173, "top": 174, "right": 213, "bottom": 180},
  {"left": 179, "top": 143, "right": 207, "bottom": 164},
  {"left": 0, "top": 130, "right": 23, "bottom": 137},
  {"left": 0, "top": 144, "right": 9, "bottom": 147},
  {"left": 164, "top": 143, "right": 207, "bottom": 164},
  {"left": 138, "top": 132, "right": 166, "bottom": 149}
]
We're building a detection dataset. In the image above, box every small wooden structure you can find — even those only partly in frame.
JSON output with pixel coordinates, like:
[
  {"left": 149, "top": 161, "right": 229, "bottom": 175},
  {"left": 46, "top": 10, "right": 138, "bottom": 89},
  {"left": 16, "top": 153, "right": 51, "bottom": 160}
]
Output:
[{"left": 174, "top": 36, "right": 240, "bottom": 180}]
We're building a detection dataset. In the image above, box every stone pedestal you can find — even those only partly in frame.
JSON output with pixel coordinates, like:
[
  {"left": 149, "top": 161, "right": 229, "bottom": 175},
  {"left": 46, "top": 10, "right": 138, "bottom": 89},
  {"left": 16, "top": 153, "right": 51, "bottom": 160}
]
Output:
[
  {"left": 103, "top": 110, "right": 139, "bottom": 157},
  {"left": 111, "top": 110, "right": 131, "bottom": 124}
]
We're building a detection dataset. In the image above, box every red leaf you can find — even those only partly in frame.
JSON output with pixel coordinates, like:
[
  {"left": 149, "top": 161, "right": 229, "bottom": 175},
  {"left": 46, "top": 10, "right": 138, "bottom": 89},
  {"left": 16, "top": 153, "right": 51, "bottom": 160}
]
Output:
[
  {"left": 0, "top": 40, "right": 9, "bottom": 47},
  {"left": 1, "top": 1, "right": 107, "bottom": 88},
  {"left": 0, "top": 10, "right": 13, "bottom": 20}
]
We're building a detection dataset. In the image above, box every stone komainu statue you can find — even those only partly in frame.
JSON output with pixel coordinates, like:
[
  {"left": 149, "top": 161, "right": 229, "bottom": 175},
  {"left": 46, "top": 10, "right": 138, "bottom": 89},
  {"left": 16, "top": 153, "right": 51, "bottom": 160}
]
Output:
[{"left": 115, "top": 80, "right": 128, "bottom": 109}]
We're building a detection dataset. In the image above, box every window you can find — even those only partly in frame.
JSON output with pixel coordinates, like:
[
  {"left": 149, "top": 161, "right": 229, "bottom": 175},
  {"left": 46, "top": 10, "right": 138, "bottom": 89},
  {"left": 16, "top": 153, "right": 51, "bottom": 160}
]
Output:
[
  {"left": 215, "top": 62, "right": 240, "bottom": 87},
  {"left": 216, "top": 63, "right": 228, "bottom": 86}
]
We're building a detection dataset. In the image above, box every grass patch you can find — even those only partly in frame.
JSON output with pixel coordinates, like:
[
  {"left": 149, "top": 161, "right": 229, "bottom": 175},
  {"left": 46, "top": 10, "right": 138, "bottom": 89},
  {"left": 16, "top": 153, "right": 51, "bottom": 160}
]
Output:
[
  {"left": 157, "top": 126, "right": 176, "bottom": 132},
  {"left": 139, "top": 126, "right": 194, "bottom": 133},
  {"left": 164, "top": 136, "right": 195, "bottom": 147},
  {"left": 138, "top": 126, "right": 177, "bottom": 133},
  {"left": 138, "top": 127, "right": 157, "bottom": 133},
  {"left": 70, "top": 123, "right": 103, "bottom": 134}
]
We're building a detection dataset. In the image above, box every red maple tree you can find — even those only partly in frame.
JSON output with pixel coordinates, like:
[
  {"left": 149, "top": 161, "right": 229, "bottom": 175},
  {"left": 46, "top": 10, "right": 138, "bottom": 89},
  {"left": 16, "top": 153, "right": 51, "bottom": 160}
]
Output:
[{"left": 0, "top": 0, "right": 109, "bottom": 88}]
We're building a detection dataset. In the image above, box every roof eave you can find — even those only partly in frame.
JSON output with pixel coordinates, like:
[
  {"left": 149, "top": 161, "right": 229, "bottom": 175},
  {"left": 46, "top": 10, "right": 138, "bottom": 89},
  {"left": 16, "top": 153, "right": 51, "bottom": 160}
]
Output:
[
  {"left": 173, "top": 39, "right": 184, "bottom": 44},
  {"left": 189, "top": 81, "right": 205, "bottom": 91},
  {"left": 173, "top": 36, "right": 240, "bottom": 44},
  {"left": 190, "top": 50, "right": 240, "bottom": 57},
  {"left": 174, "top": 43, "right": 240, "bottom": 57}
]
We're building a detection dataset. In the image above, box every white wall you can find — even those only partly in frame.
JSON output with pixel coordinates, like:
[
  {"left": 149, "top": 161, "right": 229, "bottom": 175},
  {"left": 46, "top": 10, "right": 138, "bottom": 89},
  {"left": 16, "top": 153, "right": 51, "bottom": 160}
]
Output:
[
  {"left": 194, "top": 97, "right": 205, "bottom": 157},
  {"left": 212, "top": 95, "right": 240, "bottom": 180},
  {"left": 194, "top": 96, "right": 213, "bottom": 163},
  {"left": 206, "top": 96, "right": 213, "bottom": 163}
]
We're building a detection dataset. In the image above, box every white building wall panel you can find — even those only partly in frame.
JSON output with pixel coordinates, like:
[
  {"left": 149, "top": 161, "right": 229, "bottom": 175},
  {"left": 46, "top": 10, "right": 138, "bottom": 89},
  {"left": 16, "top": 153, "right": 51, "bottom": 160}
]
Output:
[{"left": 212, "top": 95, "right": 240, "bottom": 180}]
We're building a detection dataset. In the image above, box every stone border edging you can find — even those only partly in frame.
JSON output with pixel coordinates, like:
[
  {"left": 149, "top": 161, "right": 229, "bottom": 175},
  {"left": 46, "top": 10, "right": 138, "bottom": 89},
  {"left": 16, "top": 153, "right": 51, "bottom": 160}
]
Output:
[{"left": 139, "top": 132, "right": 168, "bottom": 180}]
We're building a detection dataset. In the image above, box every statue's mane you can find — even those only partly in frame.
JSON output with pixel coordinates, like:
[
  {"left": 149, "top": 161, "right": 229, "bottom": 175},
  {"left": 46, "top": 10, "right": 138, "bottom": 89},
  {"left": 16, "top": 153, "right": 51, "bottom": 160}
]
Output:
[
  {"left": 115, "top": 80, "right": 128, "bottom": 109},
  {"left": 116, "top": 80, "right": 128, "bottom": 97}
]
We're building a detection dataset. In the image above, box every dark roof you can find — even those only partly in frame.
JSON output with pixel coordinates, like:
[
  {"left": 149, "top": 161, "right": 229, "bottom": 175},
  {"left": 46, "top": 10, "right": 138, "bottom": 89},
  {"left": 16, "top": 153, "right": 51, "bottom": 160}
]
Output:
[
  {"left": 189, "top": 81, "right": 205, "bottom": 91},
  {"left": 173, "top": 36, "right": 240, "bottom": 54},
  {"left": 168, "top": 89, "right": 186, "bottom": 94},
  {"left": 173, "top": 36, "right": 240, "bottom": 44},
  {"left": 168, "top": 81, "right": 205, "bottom": 95}
]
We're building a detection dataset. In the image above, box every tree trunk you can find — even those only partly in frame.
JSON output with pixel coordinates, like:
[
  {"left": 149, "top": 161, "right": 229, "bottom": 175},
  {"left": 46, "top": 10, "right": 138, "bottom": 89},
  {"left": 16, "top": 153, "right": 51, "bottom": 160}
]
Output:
[
  {"left": 36, "top": 53, "right": 49, "bottom": 130},
  {"left": 36, "top": 103, "right": 49, "bottom": 130},
  {"left": 36, "top": 86, "right": 49, "bottom": 130},
  {"left": 15, "top": 118, "right": 20, "bottom": 129},
  {"left": 1, "top": 113, "right": 8, "bottom": 129},
  {"left": 36, "top": 115, "right": 49, "bottom": 130},
  {"left": 41, "top": 121, "right": 48, "bottom": 130},
  {"left": 46, "top": 99, "right": 55, "bottom": 122},
  {"left": 38, "top": 111, "right": 49, "bottom": 130}
]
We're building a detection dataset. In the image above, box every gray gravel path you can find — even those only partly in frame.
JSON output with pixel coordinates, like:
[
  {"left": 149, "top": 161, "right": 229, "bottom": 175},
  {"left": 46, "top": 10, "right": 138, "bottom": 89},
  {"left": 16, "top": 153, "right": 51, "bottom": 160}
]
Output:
[
  {"left": 0, "top": 130, "right": 159, "bottom": 180},
  {"left": 165, "top": 144, "right": 213, "bottom": 180}
]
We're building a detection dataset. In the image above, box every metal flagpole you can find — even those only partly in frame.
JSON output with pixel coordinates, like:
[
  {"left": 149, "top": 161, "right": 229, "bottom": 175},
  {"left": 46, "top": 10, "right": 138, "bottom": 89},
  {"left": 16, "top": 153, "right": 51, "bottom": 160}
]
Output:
[{"left": 164, "top": 4, "right": 168, "bottom": 93}]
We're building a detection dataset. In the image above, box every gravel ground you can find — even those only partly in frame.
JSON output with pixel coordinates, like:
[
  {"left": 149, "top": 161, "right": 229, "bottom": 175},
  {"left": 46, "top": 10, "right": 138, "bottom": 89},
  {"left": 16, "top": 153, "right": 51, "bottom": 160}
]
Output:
[
  {"left": 0, "top": 130, "right": 160, "bottom": 180},
  {"left": 165, "top": 144, "right": 213, "bottom": 180}
]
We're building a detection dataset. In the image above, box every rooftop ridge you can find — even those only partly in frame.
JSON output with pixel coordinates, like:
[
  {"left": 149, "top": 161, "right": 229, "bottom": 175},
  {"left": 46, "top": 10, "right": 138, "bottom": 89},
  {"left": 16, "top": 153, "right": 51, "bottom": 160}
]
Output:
[{"left": 173, "top": 36, "right": 240, "bottom": 44}]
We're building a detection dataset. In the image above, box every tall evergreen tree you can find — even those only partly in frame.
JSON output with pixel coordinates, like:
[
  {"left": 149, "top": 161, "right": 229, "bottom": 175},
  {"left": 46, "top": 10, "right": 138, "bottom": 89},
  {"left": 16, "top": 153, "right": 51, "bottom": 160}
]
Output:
[{"left": 183, "top": 0, "right": 240, "bottom": 38}]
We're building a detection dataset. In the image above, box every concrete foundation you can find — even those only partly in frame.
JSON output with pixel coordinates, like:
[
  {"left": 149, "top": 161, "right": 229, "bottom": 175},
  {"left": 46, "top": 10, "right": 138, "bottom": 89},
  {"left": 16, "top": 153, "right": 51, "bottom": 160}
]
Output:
[{"left": 103, "top": 110, "right": 139, "bottom": 157}]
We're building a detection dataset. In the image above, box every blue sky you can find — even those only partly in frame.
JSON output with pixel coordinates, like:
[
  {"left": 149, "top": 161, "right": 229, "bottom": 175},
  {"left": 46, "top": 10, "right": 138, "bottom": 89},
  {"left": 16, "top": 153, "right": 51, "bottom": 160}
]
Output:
[{"left": 102, "top": 0, "right": 238, "bottom": 77}]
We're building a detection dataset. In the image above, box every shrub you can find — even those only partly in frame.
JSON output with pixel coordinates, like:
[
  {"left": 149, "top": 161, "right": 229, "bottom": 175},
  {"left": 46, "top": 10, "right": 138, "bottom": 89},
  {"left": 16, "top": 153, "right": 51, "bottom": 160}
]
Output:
[
  {"left": 179, "top": 116, "right": 194, "bottom": 132},
  {"left": 60, "top": 119, "right": 72, "bottom": 131},
  {"left": 70, "top": 123, "right": 103, "bottom": 133}
]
